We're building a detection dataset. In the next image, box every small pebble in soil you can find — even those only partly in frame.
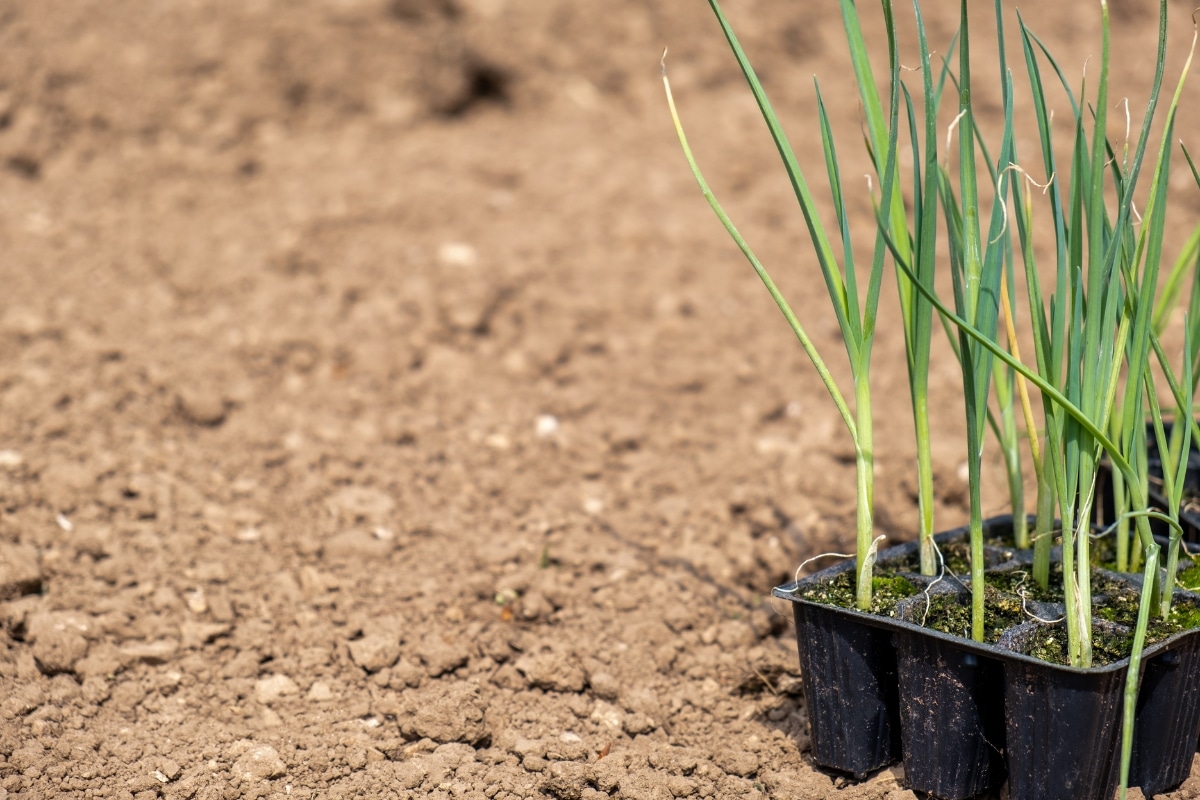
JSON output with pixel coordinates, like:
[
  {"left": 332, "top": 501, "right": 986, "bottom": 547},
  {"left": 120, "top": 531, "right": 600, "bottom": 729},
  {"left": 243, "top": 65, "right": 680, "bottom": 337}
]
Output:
[
  {"left": 179, "top": 620, "right": 231, "bottom": 649},
  {"left": 589, "top": 701, "right": 623, "bottom": 731},
  {"left": 348, "top": 633, "right": 401, "bottom": 673},
  {"left": 260, "top": 707, "right": 284, "bottom": 728},
  {"left": 323, "top": 529, "right": 393, "bottom": 560},
  {"left": 306, "top": 681, "right": 333, "bottom": 701},
  {"left": 392, "top": 760, "right": 427, "bottom": 790},
  {"left": 400, "top": 682, "right": 488, "bottom": 745},
  {"left": 118, "top": 639, "right": 178, "bottom": 665},
  {"left": 0, "top": 542, "right": 42, "bottom": 600},
  {"left": 587, "top": 671, "right": 619, "bottom": 701},
  {"left": 621, "top": 713, "right": 657, "bottom": 736},
  {"left": 175, "top": 386, "right": 227, "bottom": 426},
  {"left": 712, "top": 749, "right": 759, "bottom": 778},
  {"left": 232, "top": 744, "right": 286, "bottom": 781},
  {"left": 518, "top": 590, "right": 552, "bottom": 622},
  {"left": 416, "top": 631, "right": 471, "bottom": 676},
  {"left": 254, "top": 673, "right": 299, "bottom": 704},
  {"left": 26, "top": 610, "right": 90, "bottom": 675},
  {"left": 514, "top": 651, "right": 586, "bottom": 693},
  {"left": 182, "top": 589, "right": 208, "bottom": 614},
  {"left": 157, "top": 759, "right": 182, "bottom": 781},
  {"left": 667, "top": 776, "right": 698, "bottom": 798},
  {"left": 715, "top": 620, "right": 757, "bottom": 649},
  {"left": 546, "top": 734, "right": 589, "bottom": 762},
  {"left": 75, "top": 643, "right": 122, "bottom": 680},
  {"left": 326, "top": 486, "right": 395, "bottom": 522},
  {"left": 541, "top": 761, "right": 592, "bottom": 800},
  {"left": 437, "top": 241, "right": 478, "bottom": 268},
  {"left": 390, "top": 657, "right": 425, "bottom": 688},
  {"left": 535, "top": 414, "right": 559, "bottom": 438},
  {"left": 38, "top": 460, "right": 98, "bottom": 509}
]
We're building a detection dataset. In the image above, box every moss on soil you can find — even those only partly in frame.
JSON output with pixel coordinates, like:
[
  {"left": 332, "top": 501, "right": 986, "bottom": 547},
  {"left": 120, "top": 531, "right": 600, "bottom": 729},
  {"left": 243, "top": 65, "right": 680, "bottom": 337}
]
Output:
[
  {"left": 1092, "top": 572, "right": 1200, "bottom": 643},
  {"left": 921, "top": 586, "right": 1026, "bottom": 643},
  {"left": 797, "top": 572, "right": 920, "bottom": 617},
  {"left": 1024, "top": 625, "right": 1132, "bottom": 666},
  {"left": 800, "top": 557, "right": 1200, "bottom": 666},
  {"left": 986, "top": 565, "right": 1063, "bottom": 604},
  {"left": 885, "top": 538, "right": 1016, "bottom": 575},
  {"left": 1178, "top": 561, "right": 1200, "bottom": 592}
]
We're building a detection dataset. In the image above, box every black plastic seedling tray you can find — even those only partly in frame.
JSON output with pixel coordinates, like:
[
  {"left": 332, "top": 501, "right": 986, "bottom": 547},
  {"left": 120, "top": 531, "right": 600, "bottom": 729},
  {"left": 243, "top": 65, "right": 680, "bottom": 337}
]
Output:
[{"left": 773, "top": 516, "right": 1200, "bottom": 800}]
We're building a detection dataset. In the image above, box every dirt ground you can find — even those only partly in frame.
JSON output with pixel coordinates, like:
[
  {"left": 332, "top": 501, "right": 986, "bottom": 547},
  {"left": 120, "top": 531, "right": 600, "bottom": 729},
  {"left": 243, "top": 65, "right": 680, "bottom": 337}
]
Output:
[{"left": 3, "top": 1, "right": 1200, "bottom": 799}]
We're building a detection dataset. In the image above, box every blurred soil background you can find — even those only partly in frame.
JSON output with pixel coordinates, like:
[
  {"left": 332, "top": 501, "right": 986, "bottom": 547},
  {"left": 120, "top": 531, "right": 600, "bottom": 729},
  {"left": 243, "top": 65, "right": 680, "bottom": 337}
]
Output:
[{"left": 2, "top": 1, "right": 1200, "bottom": 798}]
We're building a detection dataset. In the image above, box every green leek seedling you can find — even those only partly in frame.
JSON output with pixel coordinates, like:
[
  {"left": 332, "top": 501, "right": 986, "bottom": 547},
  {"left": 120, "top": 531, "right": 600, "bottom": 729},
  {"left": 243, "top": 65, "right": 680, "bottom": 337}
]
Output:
[
  {"left": 662, "top": 0, "right": 908, "bottom": 610},
  {"left": 844, "top": 0, "right": 943, "bottom": 578},
  {"left": 669, "top": 1, "right": 1197, "bottom": 796}
]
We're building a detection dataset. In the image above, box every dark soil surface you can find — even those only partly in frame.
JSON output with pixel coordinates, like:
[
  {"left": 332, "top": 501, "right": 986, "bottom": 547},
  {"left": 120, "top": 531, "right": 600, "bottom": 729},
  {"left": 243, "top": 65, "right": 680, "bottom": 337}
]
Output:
[{"left": 3, "top": 1, "right": 1200, "bottom": 798}]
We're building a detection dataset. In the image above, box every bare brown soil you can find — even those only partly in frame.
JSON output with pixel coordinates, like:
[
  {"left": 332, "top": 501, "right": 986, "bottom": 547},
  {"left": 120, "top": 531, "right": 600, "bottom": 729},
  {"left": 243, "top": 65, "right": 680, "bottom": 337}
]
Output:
[{"left": 3, "top": 1, "right": 1200, "bottom": 798}]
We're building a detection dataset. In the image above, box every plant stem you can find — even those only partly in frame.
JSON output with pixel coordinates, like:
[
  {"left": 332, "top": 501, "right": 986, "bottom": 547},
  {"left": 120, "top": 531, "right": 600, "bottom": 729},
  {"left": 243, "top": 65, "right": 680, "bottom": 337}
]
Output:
[
  {"left": 1033, "top": 465, "right": 1055, "bottom": 589},
  {"left": 998, "top": 272, "right": 1036, "bottom": 548},
  {"left": 954, "top": 0, "right": 1001, "bottom": 643},
  {"left": 1119, "top": 544, "right": 1160, "bottom": 798},
  {"left": 1074, "top": 507, "right": 1094, "bottom": 666},
  {"left": 968, "top": 447, "right": 986, "bottom": 643},
  {"left": 996, "top": 381, "right": 1026, "bottom": 547},
  {"left": 855, "top": 374, "right": 875, "bottom": 611},
  {"left": 914, "top": 396, "right": 937, "bottom": 575}
]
